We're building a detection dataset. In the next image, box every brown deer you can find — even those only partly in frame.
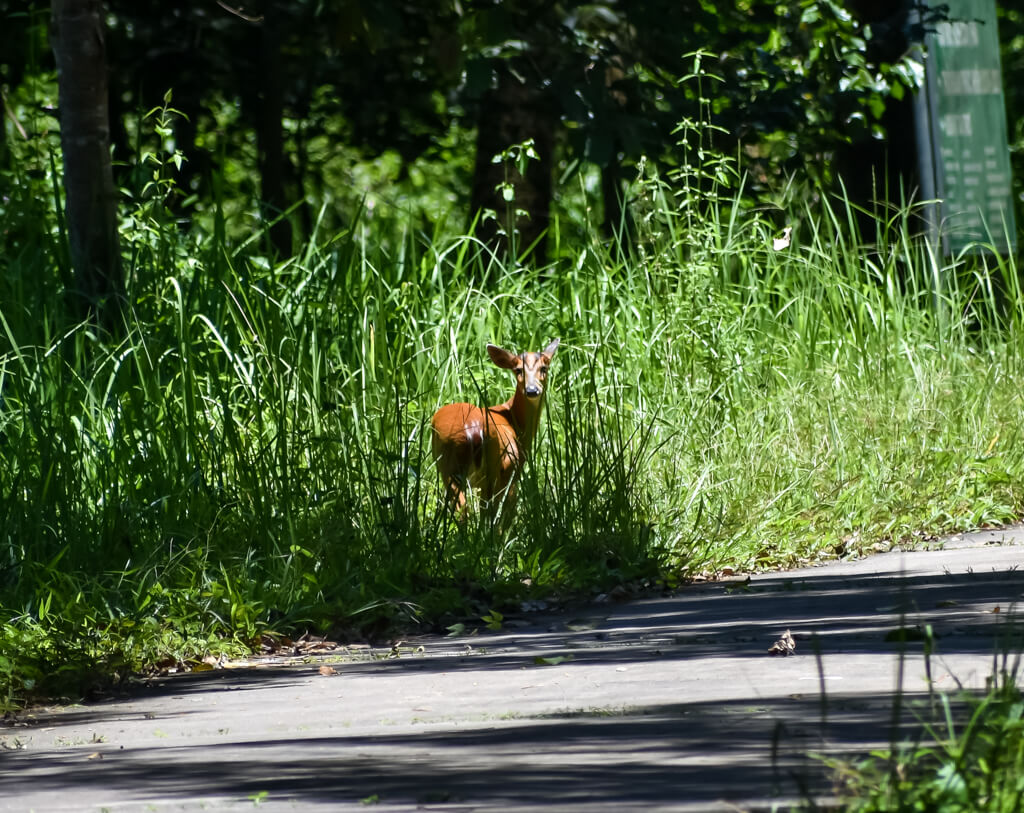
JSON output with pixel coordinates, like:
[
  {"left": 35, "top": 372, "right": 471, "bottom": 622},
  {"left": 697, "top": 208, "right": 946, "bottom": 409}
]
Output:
[{"left": 431, "top": 339, "right": 560, "bottom": 525}]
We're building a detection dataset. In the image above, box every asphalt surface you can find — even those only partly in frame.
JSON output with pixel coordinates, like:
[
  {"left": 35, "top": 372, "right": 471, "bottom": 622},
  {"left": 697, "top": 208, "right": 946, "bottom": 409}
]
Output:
[{"left": 5, "top": 525, "right": 1024, "bottom": 812}]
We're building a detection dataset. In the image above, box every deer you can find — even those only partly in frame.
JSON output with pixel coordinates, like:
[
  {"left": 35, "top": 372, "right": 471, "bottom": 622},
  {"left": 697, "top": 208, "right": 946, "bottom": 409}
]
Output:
[{"left": 431, "top": 338, "right": 560, "bottom": 526}]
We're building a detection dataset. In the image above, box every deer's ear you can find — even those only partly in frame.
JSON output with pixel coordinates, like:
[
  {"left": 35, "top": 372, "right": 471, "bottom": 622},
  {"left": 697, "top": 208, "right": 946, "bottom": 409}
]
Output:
[
  {"left": 487, "top": 344, "right": 519, "bottom": 370},
  {"left": 543, "top": 338, "right": 560, "bottom": 358}
]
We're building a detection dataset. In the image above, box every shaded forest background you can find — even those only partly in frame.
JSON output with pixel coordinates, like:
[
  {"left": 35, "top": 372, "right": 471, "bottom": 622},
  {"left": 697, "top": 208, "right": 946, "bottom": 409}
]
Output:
[{"left": 4, "top": 1, "right": 1021, "bottom": 277}]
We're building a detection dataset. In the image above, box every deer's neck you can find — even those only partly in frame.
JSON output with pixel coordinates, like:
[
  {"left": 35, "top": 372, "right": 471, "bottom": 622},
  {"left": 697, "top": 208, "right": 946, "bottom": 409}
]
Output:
[{"left": 506, "top": 388, "right": 545, "bottom": 451}]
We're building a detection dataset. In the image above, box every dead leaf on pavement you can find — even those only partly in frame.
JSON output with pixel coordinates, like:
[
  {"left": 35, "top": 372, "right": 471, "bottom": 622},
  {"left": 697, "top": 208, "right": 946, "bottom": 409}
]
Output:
[
  {"left": 318, "top": 665, "right": 338, "bottom": 677},
  {"left": 768, "top": 630, "right": 796, "bottom": 656},
  {"left": 292, "top": 632, "right": 338, "bottom": 655},
  {"left": 259, "top": 632, "right": 338, "bottom": 656},
  {"left": 608, "top": 584, "right": 632, "bottom": 601}
]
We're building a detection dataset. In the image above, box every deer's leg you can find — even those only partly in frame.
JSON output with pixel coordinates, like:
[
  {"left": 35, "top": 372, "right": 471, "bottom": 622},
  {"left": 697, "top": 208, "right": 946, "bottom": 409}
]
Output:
[
  {"left": 495, "top": 434, "right": 522, "bottom": 532},
  {"left": 475, "top": 479, "right": 496, "bottom": 526},
  {"left": 496, "top": 479, "right": 518, "bottom": 536},
  {"left": 439, "top": 473, "right": 469, "bottom": 521},
  {"left": 480, "top": 462, "right": 519, "bottom": 535}
]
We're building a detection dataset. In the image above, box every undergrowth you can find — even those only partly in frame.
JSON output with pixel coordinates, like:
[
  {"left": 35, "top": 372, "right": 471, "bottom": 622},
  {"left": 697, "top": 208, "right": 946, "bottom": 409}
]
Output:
[
  {"left": 2, "top": 102, "right": 1024, "bottom": 708},
  {"left": 829, "top": 639, "right": 1024, "bottom": 812}
]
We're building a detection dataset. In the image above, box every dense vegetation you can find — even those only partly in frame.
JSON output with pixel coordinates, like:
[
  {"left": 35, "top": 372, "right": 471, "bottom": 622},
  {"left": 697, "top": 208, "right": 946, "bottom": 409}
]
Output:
[
  {"left": 831, "top": 648, "right": 1024, "bottom": 811},
  {"left": 1, "top": 0, "right": 1024, "bottom": 741}
]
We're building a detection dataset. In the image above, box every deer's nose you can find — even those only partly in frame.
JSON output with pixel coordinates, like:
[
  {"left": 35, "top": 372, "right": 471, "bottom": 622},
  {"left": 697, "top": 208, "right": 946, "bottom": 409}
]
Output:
[{"left": 525, "top": 384, "right": 542, "bottom": 397}]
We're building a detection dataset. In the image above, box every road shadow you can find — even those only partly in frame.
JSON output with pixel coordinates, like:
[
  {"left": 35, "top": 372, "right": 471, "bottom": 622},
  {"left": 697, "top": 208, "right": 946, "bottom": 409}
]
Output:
[
  {"left": 17, "top": 556, "right": 1024, "bottom": 703},
  {"left": 4, "top": 690, "right": 960, "bottom": 809},
  {"left": 9, "top": 547, "right": 1024, "bottom": 809}
]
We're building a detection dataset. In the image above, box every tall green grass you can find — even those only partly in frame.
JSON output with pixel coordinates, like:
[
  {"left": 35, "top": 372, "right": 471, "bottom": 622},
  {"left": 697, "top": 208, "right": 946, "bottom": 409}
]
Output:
[
  {"left": 2, "top": 132, "right": 1024, "bottom": 706},
  {"left": 830, "top": 639, "right": 1024, "bottom": 811}
]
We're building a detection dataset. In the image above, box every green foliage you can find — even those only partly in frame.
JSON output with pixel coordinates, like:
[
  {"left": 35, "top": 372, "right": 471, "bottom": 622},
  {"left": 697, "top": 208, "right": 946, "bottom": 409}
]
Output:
[
  {"left": 3, "top": 0, "right": 972, "bottom": 250},
  {"left": 6, "top": 106, "right": 1024, "bottom": 703},
  {"left": 834, "top": 656, "right": 1024, "bottom": 812},
  {"left": 2, "top": 15, "right": 1024, "bottom": 711}
]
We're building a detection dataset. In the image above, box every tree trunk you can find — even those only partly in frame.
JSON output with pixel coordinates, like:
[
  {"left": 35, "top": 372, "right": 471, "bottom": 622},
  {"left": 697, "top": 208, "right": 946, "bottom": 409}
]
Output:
[
  {"left": 469, "top": 61, "right": 555, "bottom": 266},
  {"left": 51, "top": 0, "right": 125, "bottom": 330},
  {"left": 0, "top": 88, "right": 7, "bottom": 170},
  {"left": 600, "top": 147, "right": 633, "bottom": 248},
  {"left": 256, "top": 0, "right": 292, "bottom": 259}
]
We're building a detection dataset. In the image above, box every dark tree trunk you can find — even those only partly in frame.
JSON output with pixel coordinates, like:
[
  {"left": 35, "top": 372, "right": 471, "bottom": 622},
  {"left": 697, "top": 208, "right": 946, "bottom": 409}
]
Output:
[
  {"left": 51, "top": 0, "right": 125, "bottom": 330},
  {"left": 600, "top": 148, "right": 633, "bottom": 247},
  {"left": 469, "top": 61, "right": 555, "bottom": 265},
  {"left": 173, "top": 93, "right": 207, "bottom": 209},
  {"left": 256, "top": 0, "right": 292, "bottom": 259},
  {"left": 834, "top": 0, "right": 919, "bottom": 241},
  {"left": 0, "top": 88, "right": 7, "bottom": 169}
]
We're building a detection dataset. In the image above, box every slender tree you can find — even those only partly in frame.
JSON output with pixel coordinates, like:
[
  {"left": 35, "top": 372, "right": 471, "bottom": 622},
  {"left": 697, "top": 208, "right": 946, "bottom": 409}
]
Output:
[
  {"left": 51, "top": 0, "right": 124, "bottom": 329},
  {"left": 255, "top": 0, "right": 291, "bottom": 259},
  {"left": 469, "top": 58, "right": 556, "bottom": 265}
]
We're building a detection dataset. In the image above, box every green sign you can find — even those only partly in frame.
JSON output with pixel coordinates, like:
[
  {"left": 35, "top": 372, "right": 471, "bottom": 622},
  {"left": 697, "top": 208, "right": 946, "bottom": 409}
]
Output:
[{"left": 918, "top": 0, "right": 1017, "bottom": 255}]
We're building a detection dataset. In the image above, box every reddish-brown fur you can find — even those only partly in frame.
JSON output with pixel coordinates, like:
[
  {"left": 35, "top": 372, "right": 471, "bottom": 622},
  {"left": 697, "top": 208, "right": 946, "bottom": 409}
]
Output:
[{"left": 431, "top": 339, "right": 560, "bottom": 524}]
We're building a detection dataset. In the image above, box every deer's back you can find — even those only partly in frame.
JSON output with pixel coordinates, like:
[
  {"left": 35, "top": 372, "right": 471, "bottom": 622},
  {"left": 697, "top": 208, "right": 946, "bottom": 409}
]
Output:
[{"left": 431, "top": 402, "right": 520, "bottom": 487}]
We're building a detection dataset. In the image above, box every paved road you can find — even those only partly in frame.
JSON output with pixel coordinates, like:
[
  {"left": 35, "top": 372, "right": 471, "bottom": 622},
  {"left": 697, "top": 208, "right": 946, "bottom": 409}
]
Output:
[{"left": 5, "top": 526, "right": 1024, "bottom": 812}]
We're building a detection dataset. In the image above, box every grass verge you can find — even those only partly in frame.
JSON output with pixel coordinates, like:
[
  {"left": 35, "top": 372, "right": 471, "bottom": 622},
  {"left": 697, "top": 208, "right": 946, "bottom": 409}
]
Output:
[
  {"left": 2, "top": 141, "right": 1024, "bottom": 708},
  {"left": 828, "top": 635, "right": 1024, "bottom": 811}
]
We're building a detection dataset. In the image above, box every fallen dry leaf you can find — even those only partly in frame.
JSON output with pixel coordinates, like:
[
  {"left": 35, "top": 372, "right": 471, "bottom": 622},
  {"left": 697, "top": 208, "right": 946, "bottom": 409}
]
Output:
[
  {"left": 985, "top": 433, "right": 999, "bottom": 456},
  {"left": 608, "top": 584, "right": 631, "bottom": 602},
  {"left": 293, "top": 632, "right": 338, "bottom": 655},
  {"left": 768, "top": 630, "right": 796, "bottom": 656},
  {"left": 318, "top": 665, "right": 338, "bottom": 677}
]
